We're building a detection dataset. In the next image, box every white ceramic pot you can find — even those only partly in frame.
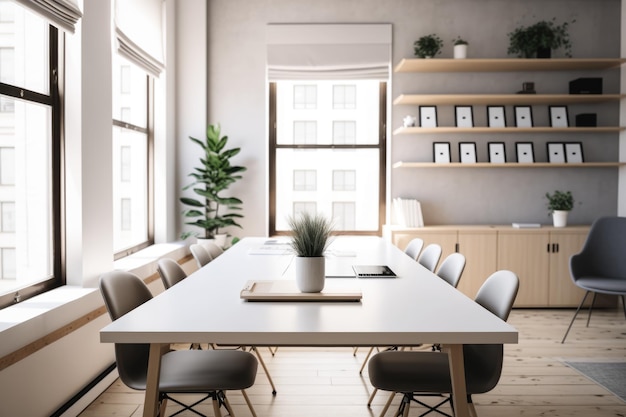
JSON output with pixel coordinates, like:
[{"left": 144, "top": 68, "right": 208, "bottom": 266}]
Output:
[
  {"left": 552, "top": 210, "right": 569, "bottom": 227},
  {"left": 454, "top": 44, "right": 467, "bottom": 59},
  {"left": 295, "top": 256, "right": 325, "bottom": 293}
]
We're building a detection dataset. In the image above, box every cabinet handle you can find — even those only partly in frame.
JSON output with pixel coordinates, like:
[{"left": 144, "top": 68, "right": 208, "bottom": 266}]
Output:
[
  {"left": 547, "top": 243, "right": 551, "bottom": 253},
  {"left": 556, "top": 243, "right": 559, "bottom": 253},
  {"left": 455, "top": 243, "right": 459, "bottom": 253}
]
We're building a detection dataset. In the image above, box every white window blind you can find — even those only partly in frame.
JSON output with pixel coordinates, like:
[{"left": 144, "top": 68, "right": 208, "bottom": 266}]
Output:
[
  {"left": 266, "top": 24, "right": 391, "bottom": 81},
  {"left": 115, "top": 0, "right": 164, "bottom": 77},
  {"left": 13, "top": 0, "right": 82, "bottom": 33}
]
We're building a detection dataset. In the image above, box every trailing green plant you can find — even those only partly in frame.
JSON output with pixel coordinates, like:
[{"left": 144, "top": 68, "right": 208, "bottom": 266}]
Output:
[
  {"left": 287, "top": 212, "right": 334, "bottom": 257},
  {"left": 413, "top": 34, "right": 444, "bottom": 58},
  {"left": 507, "top": 18, "right": 575, "bottom": 58},
  {"left": 452, "top": 36, "right": 468, "bottom": 46},
  {"left": 180, "top": 124, "right": 246, "bottom": 240},
  {"left": 545, "top": 190, "right": 574, "bottom": 212}
]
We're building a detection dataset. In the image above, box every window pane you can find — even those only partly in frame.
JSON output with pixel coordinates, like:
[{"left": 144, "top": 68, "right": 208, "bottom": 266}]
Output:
[
  {"left": 275, "top": 148, "right": 379, "bottom": 232},
  {"left": 277, "top": 80, "right": 379, "bottom": 145},
  {"left": 112, "top": 55, "right": 147, "bottom": 128},
  {"left": 0, "top": 1, "right": 49, "bottom": 94},
  {"left": 0, "top": 98, "right": 54, "bottom": 293},
  {"left": 113, "top": 126, "right": 148, "bottom": 252}
]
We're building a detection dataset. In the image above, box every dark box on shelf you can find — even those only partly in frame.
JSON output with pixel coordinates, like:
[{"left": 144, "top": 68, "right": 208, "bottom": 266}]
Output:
[
  {"left": 569, "top": 78, "right": 602, "bottom": 94},
  {"left": 576, "top": 113, "right": 597, "bottom": 127}
]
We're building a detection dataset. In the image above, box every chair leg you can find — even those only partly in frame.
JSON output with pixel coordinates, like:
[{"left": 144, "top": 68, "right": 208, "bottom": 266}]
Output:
[
  {"left": 622, "top": 295, "right": 626, "bottom": 320},
  {"left": 212, "top": 396, "right": 223, "bottom": 417},
  {"left": 251, "top": 346, "right": 277, "bottom": 395},
  {"left": 586, "top": 292, "right": 597, "bottom": 327},
  {"left": 241, "top": 390, "right": 257, "bottom": 417},
  {"left": 222, "top": 393, "right": 236, "bottom": 417},
  {"left": 353, "top": 346, "right": 359, "bottom": 356},
  {"left": 561, "top": 290, "right": 591, "bottom": 343},
  {"left": 359, "top": 346, "right": 376, "bottom": 374},
  {"left": 378, "top": 391, "right": 395, "bottom": 417}
]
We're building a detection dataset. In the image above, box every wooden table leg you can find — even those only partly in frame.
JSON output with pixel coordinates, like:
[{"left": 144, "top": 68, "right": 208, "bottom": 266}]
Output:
[
  {"left": 143, "top": 343, "right": 167, "bottom": 417},
  {"left": 443, "top": 344, "right": 469, "bottom": 417}
]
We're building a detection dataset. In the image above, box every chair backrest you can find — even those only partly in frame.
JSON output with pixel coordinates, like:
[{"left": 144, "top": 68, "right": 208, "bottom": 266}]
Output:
[
  {"left": 465, "top": 269, "right": 519, "bottom": 394},
  {"left": 436, "top": 252, "right": 466, "bottom": 288},
  {"left": 99, "top": 271, "right": 152, "bottom": 390},
  {"left": 404, "top": 238, "right": 424, "bottom": 261},
  {"left": 190, "top": 243, "right": 213, "bottom": 268},
  {"left": 570, "top": 216, "right": 626, "bottom": 281},
  {"left": 157, "top": 257, "right": 187, "bottom": 289},
  {"left": 202, "top": 241, "right": 225, "bottom": 259},
  {"left": 417, "top": 243, "right": 442, "bottom": 272}
]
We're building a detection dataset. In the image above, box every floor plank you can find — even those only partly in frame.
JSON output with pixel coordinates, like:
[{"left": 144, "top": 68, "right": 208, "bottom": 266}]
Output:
[{"left": 80, "top": 308, "right": 626, "bottom": 417}]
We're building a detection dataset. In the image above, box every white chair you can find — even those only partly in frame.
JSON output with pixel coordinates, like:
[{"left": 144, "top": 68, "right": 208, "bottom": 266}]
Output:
[
  {"left": 417, "top": 243, "right": 442, "bottom": 272},
  {"left": 436, "top": 252, "right": 466, "bottom": 288},
  {"left": 404, "top": 238, "right": 424, "bottom": 261},
  {"left": 201, "top": 240, "right": 225, "bottom": 259},
  {"left": 190, "top": 243, "right": 213, "bottom": 268}
]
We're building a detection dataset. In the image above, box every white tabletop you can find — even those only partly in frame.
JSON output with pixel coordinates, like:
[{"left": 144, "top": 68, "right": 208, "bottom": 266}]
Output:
[{"left": 100, "top": 236, "right": 518, "bottom": 347}]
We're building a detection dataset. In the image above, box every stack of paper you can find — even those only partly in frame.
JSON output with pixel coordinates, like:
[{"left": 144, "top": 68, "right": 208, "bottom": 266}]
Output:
[{"left": 393, "top": 198, "right": 424, "bottom": 228}]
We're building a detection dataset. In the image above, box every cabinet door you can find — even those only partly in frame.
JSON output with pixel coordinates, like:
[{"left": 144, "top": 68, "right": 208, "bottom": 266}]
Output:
[
  {"left": 497, "top": 231, "right": 550, "bottom": 307},
  {"left": 548, "top": 230, "right": 589, "bottom": 306},
  {"left": 457, "top": 231, "right": 497, "bottom": 299}
]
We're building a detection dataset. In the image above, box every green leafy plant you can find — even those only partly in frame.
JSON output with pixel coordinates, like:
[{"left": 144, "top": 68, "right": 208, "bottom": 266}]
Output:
[
  {"left": 507, "top": 18, "right": 575, "bottom": 58},
  {"left": 414, "top": 34, "right": 444, "bottom": 58},
  {"left": 545, "top": 190, "right": 574, "bottom": 212},
  {"left": 452, "top": 36, "right": 468, "bottom": 46},
  {"left": 180, "top": 124, "right": 246, "bottom": 240},
  {"left": 287, "top": 212, "right": 334, "bottom": 257}
]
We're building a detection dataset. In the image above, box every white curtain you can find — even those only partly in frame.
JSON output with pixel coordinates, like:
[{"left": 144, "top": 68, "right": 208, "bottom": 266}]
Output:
[
  {"left": 13, "top": 0, "right": 82, "bottom": 33},
  {"left": 114, "top": 0, "right": 164, "bottom": 77},
  {"left": 266, "top": 24, "right": 392, "bottom": 80}
]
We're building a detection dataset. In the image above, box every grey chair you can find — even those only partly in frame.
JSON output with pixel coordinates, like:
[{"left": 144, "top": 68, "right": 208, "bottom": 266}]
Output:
[
  {"left": 99, "top": 270, "right": 258, "bottom": 417},
  {"left": 417, "top": 243, "right": 442, "bottom": 272},
  {"left": 436, "top": 252, "right": 466, "bottom": 288},
  {"left": 561, "top": 216, "right": 626, "bottom": 343},
  {"left": 404, "top": 238, "right": 424, "bottom": 261},
  {"left": 368, "top": 270, "right": 519, "bottom": 417},
  {"left": 190, "top": 243, "right": 213, "bottom": 268},
  {"left": 157, "top": 258, "right": 187, "bottom": 289}
]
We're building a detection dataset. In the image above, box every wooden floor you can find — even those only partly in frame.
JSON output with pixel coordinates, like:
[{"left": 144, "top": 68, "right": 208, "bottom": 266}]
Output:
[{"left": 80, "top": 308, "right": 626, "bottom": 417}]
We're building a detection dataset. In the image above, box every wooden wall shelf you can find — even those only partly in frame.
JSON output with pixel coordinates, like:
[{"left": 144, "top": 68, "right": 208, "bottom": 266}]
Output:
[
  {"left": 393, "top": 94, "right": 624, "bottom": 106},
  {"left": 393, "top": 126, "right": 625, "bottom": 135},
  {"left": 392, "top": 162, "right": 626, "bottom": 169},
  {"left": 394, "top": 58, "right": 626, "bottom": 73}
]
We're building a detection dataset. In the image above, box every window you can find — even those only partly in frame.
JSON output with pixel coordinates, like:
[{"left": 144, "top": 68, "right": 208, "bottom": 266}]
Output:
[
  {"left": 112, "top": 54, "right": 153, "bottom": 257},
  {"left": 0, "top": 0, "right": 62, "bottom": 308},
  {"left": 270, "top": 80, "right": 386, "bottom": 235},
  {"left": 293, "top": 85, "right": 316, "bottom": 109}
]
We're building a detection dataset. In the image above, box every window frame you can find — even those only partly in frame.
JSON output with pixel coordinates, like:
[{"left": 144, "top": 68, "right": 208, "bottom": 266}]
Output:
[
  {"left": 269, "top": 81, "right": 387, "bottom": 236},
  {"left": 0, "top": 25, "right": 63, "bottom": 309}
]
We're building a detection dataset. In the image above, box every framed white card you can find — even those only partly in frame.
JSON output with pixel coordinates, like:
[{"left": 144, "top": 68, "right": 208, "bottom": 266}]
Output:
[
  {"left": 487, "top": 106, "right": 506, "bottom": 128},
  {"left": 420, "top": 106, "right": 438, "bottom": 128},
  {"left": 565, "top": 142, "right": 584, "bottom": 163},
  {"left": 459, "top": 142, "right": 477, "bottom": 163},
  {"left": 547, "top": 142, "right": 566, "bottom": 163},
  {"left": 455, "top": 106, "right": 474, "bottom": 128},
  {"left": 549, "top": 106, "right": 569, "bottom": 127},
  {"left": 516, "top": 142, "right": 534, "bottom": 163},
  {"left": 514, "top": 106, "right": 533, "bottom": 127},
  {"left": 488, "top": 142, "right": 506, "bottom": 163},
  {"left": 433, "top": 142, "right": 451, "bottom": 163}
]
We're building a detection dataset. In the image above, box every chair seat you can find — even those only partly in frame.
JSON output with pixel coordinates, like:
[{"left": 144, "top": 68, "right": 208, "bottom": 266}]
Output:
[
  {"left": 369, "top": 346, "right": 503, "bottom": 395},
  {"left": 575, "top": 276, "right": 626, "bottom": 295},
  {"left": 159, "top": 349, "right": 258, "bottom": 392}
]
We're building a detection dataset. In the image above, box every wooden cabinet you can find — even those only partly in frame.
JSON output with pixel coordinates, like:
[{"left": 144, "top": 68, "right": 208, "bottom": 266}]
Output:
[{"left": 384, "top": 224, "right": 589, "bottom": 307}]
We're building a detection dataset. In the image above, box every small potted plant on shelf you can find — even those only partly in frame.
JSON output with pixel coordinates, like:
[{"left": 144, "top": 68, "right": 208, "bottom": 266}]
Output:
[
  {"left": 507, "top": 18, "right": 574, "bottom": 58},
  {"left": 180, "top": 124, "right": 246, "bottom": 248},
  {"left": 414, "top": 34, "right": 444, "bottom": 58},
  {"left": 288, "top": 211, "right": 334, "bottom": 293},
  {"left": 452, "top": 36, "right": 468, "bottom": 59},
  {"left": 545, "top": 190, "right": 574, "bottom": 227}
]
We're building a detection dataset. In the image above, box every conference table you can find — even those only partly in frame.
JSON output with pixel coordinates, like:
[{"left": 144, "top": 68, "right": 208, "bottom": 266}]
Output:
[{"left": 100, "top": 236, "right": 518, "bottom": 417}]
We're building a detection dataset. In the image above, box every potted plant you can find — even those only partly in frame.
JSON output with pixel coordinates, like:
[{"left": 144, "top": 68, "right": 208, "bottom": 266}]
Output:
[
  {"left": 452, "top": 36, "right": 468, "bottom": 59},
  {"left": 287, "top": 212, "right": 334, "bottom": 293},
  {"left": 180, "top": 124, "right": 246, "bottom": 247},
  {"left": 545, "top": 190, "right": 574, "bottom": 227},
  {"left": 414, "top": 34, "right": 444, "bottom": 58},
  {"left": 507, "top": 18, "right": 574, "bottom": 58}
]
